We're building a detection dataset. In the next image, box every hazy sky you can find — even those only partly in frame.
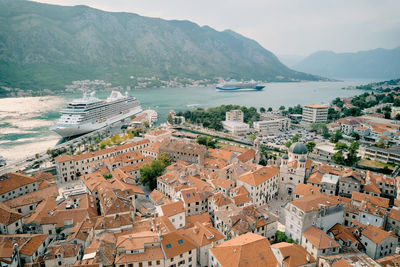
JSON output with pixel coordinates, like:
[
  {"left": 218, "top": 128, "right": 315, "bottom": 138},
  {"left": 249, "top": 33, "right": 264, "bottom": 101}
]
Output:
[{"left": 33, "top": 0, "right": 400, "bottom": 56}]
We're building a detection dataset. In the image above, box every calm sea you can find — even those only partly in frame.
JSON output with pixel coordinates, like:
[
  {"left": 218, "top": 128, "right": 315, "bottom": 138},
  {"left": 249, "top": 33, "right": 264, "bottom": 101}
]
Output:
[{"left": 0, "top": 80, "right": 372, "bottom": 162}]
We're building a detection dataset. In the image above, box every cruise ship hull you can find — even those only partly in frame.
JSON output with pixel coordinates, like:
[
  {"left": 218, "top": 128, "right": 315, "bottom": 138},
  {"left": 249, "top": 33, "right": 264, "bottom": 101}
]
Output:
[
  {"left": 51, "top": 106, "right": 142, "bottom": 138},
  {"left": 216, "top": 85, "right": 265, "bottom": 91}
]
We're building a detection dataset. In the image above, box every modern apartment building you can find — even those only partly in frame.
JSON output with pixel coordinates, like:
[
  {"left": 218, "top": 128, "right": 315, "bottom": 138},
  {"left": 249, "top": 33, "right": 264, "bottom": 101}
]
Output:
[{"left": 302, "top": 104, "right": 328, "bottom": 124}]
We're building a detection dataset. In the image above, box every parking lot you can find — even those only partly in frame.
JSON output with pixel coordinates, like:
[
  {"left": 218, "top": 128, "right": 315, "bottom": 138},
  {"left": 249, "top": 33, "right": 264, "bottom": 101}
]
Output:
[{"left": 256, "top": 128, "right": 327, "bottom": 150}]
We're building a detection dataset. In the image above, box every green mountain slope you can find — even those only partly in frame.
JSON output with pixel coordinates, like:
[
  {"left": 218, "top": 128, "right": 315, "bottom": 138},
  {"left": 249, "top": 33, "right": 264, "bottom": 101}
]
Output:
[
  {"left": 293, "top": 47, "right": 400, "bottom": 79},
  {"left": 0, "top": 0, "right": 321, "bottom": 91}
]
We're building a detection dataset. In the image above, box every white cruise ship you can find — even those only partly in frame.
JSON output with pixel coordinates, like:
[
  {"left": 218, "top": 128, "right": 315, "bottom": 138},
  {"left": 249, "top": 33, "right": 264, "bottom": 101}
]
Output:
[{"left": 51, "top": 91, "right": 142, "bottom": 138}]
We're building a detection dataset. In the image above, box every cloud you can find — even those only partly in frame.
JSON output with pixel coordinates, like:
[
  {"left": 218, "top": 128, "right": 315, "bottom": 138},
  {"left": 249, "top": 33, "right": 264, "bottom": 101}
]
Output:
[{"left": 32, "top": 0, "right": 400, "bottom": 55}]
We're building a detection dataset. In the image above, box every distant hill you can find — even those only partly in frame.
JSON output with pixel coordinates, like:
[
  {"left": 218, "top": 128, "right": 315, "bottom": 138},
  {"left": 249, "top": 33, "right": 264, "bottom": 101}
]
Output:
[
  {"left": 0, "top": 0, "right": 321, "bottom": 91},
  {"left": 293, "top": 47, "right": 400, "bottom": 79}
]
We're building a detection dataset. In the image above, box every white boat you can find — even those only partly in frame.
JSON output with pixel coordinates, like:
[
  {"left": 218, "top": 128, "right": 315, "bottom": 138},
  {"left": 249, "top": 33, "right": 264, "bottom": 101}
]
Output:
[
  {"left": 216, "top": 79, "right": 265, "bottom": 91},
  {"left": 51, "top": 91, "right": 142, "bottom": 138}
]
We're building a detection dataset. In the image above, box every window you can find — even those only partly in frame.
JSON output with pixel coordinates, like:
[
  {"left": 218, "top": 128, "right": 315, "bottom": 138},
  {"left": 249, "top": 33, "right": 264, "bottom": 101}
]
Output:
[
  {"left": 178, "top": 239, "right": 183, "bottom": 245},
  {"left": 156, "top": 260, "right": 160, "bottom": 265},
  {"left": 148, "top": 261, "right": 152, "bottom": 266},
  {"left": 166, "top": 244, "right": 172, "bottom": 249}
]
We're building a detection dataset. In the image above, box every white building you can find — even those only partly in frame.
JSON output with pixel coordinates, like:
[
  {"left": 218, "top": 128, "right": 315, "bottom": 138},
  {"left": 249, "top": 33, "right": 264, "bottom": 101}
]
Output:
[
  {"left": 221, "top": 120, "right": 250, "bottom": 136},
  {"left": 253, "top": 118, "right": 291, "bottom": 134},
  {"left": 302, "top": 104, "right": 328, "bottom": 124},
  {"left": 226, "top": 110, "right": 244, "bottom": 122},
  {"left": 280, "top": 142, "right": 312, "bottom": 195},
  {"left": 156, "top": 201, "right": 186, "bottom": 229},
  {"left": 284, "top": 194, "right": 344, "bottom": 243},
  {"left": 237, "top": 166, "right": 280, "bottom": 205}
]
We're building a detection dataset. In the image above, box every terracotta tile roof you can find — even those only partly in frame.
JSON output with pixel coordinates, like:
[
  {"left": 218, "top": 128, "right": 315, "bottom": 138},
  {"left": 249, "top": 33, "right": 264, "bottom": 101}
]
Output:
[
  {"left": 161, "top": 231, "right": 197, "bottom": 258},
  {"left": 0, "top": 172, "right": 37, "bottom": 195},
  {"left": 238, "top": 166, "right": 279, "bottom": 186},
  {"left": 208, "top": 149, "right": 234, "bottom": 162},
  {"left": 149, "top": 189, "right": 167, "bottom": 205},
  {"left": 307, "top": 171, "right": 323, "bottom": 185},
  {"left": 209, "top": 232, "right": 277, "bottom": 267},
  {"left": 328, "top": 223, "right": 359, "bottom": 247},
  {"left": 230, "top": 185, "right": 249, "bottom": 197},
  {"left": 115, "top": 246, "right": 164, "bottom": 264},
  {"left": 361, "top": 225, "right": 396, "bottom": 244},
  {"left": 209, "top": 192, "right": 233, "bottom": 207},
  {"left": 94, "top": 214, "right": 133, "bottom": 231},
  {"left": 376, "top": 253, "right": 400, "bottom": 266},
  {"left": 55, "top": 139, "right": 150, "bottom": 163},
  {"left": 313, "top": 163, "right": 341, "bottom": 176},
  {"left": 363, "top": 182, "right": 381, "bottom": 194},
  {"left": 142, "top": 141, "right": 162, "bottom": 153},
  {"left": 0, "top": 202, "right": 23, "bottom": 225},
  {"left": 351, "top": 192, "right": 389, "bottom": 208},
  {"left": 389, "top": 208, "right": 400, "bottom": 221},
  {"left": 332, "top": 258, "right": 352, "bottom": 267},
  {"left": 271, "top": 242, "right": 316, "bottom": 267},
  {"left": 160, "top": 201, "right": 185, "bottom": 217},
  {"left": 180, "top": 188, "right": 201, "bottom": 204},
  {"left": 233, "top": 194, "right": 252, "bottom": 206},
  {"left": 204, "top": 157, "right": 229, "bottom": 170},
  {"left": 5, "top": 184, "right": 58, "bottom": 209},
  {"left": 290, "top": 194, "right": 341, "bottom": 212},
  {"left": 180, "top": 222, "right": 225, "bottom": 247},
  {"left": 186, "top": 176, "right": 213, "bottom": 193},
  {"left": 293, "top": 183, "right": 321, "bottom": 197},
  {"left": 211, "top": 178, "right": 235, "bottom": 190},
  {"left": 45, "top": 242, "right": 81, "bottom": 260},
  {"left": 302, "top": 226, "right": 341, "bottom": 249},
  {"left": 220, "top": 145, "right": 247, "bottom": 154},
  {"left": 237, "top": 148, "right": 256, "bottom": 163},
  {"left": 32, "top": 171, "right": 53, "bottom": 181},
  {"left": 287, "top": 160, "right": 298, "bottom": 169},
  {"left": 185, "top": 212, "right": 211, "bottom": 228},
  {"left": 0, "top": 234, "right": 47, "bottom": 256}
]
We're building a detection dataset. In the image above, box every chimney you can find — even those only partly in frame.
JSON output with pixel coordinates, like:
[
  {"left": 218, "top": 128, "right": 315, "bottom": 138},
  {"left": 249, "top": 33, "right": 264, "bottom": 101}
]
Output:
[
  {"left": 306, "top": 255, "right": 310, "bottom": 263},
  {"left": 129, "top": 235, "right": 132, "bottom": 240},
  {"left": 329, "top": 241, "right": 332, "bottom": 248}
]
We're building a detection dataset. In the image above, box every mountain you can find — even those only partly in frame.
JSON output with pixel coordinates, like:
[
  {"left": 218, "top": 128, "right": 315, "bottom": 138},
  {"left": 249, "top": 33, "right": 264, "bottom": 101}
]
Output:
[
  {"left": 277, "top": 54, "right": 305, "bottom": 68},
  {"left": 293, "top": 47, "right": 400, "bottom": 79},
  {"left": 0, "top": 0, "right": 322, "bottom": 91}
]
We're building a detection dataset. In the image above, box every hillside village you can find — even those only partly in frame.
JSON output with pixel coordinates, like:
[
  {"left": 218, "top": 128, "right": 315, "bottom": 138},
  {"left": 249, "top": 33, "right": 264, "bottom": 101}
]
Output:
[{"left": 0, "top": 85, "right": 400, "bottom": 267}]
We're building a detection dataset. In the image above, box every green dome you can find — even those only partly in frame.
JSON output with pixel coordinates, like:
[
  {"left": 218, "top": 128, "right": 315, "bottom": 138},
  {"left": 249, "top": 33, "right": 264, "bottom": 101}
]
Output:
[
  {"left": 289, "top": 142, "right": 308, "bottom": 155},
  {"left": 299, "top": 156, "right": 306, "bottom": 162}
]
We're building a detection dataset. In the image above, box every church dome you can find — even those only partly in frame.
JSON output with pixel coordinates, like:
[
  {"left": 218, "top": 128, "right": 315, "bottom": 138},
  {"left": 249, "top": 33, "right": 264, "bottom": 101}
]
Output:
[
  {"left": 283, "top": 154, "right": 289, "bottom": 160},
  {"left": 289, "top": 142, "right": 308, "bottom": 155},
  {"left": 299, "top": 156, "right": 306, "bottom": 162}
]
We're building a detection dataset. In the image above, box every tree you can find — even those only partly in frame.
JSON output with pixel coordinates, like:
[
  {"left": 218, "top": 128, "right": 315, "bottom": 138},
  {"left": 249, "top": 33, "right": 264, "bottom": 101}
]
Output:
[
  {"left": 306, "top": 141, "right": 316, "bottom": 153},
  {"left": 196, "top": 136, "right": 217, "bottom": 148},
  {"left": 279, "top": 106, "right": 285, "bottom": 111},
  {"left": 331, "top": 131, "right": 343, "bottom": 143},
  {"left": 334, "top": 142, "right": 348, "bottom": 152},
  {"left": 351, "top": 132, "right": 360, "bottom": 140},
  {"left": 267, "top": 107, "right": 273, "bottom": 112},
  {"left": 35, "top": 153, "right": 40, "bottom": 159},
  {"left": 248, "top": 133, "right": 257, "bottom": 142},
  {"left": 384, "top": 112, "right": 391, "bottom": 119},
  {"left": 346, "top": 141, "right": 360, "bottom": 166},
  {"left": 139, "top": 160, "right": 166, "bottom": 189},
  {"left": 395, "top": 114, "right": 400, "bottom": 121},
  {"left": 166, "top": 113, "right": 173, "bottom": 125},
  {"left": 260, "top": 107, "right": 266, "bottom": 113},
  {"left": 157, "top": 153, "right": 172, "bottom": 166},
  {"left": 333, "top": 152, "right": 345, "bottom": 165},
  {"left": 285, "top": 141, "right": 292, "bottom": 148},
  {"left": 103, "top": 173, "right": 113, "bottom": 180},
  {"left": 292, "top": 134, "right": 300, "bottom": 143}
]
